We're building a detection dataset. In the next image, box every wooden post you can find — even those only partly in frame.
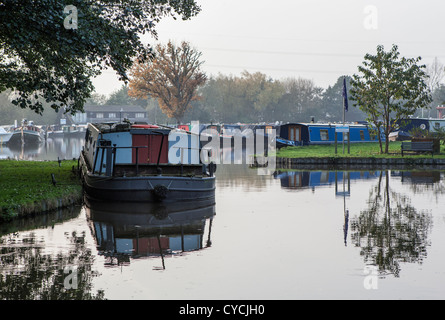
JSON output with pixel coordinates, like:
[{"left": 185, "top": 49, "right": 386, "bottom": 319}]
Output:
[
  {"left": 335, "top": 132, "right": 338, "bottom": 154},
  {"left": 347, "top": 133, "right": 350, "bottom": 154}
]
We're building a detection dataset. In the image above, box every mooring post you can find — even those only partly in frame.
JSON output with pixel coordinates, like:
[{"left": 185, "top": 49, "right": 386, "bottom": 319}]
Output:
[
  {"left": 335, "top": 133, "right": 338, "bottom": 154},
  {"left": 51, "top": 173, "right": 57, "bottom": 186}
]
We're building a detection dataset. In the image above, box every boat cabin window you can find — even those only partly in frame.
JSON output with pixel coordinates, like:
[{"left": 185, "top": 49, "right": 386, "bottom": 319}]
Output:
[
  {"left": 289, "top": 126, "right": 300, "bottom": 141},
  {"left": 320, "top": 129, "right": 329, "bottom": 141},
  {"left": 360, "top": 130, "right": 365, "bottom": 140}
]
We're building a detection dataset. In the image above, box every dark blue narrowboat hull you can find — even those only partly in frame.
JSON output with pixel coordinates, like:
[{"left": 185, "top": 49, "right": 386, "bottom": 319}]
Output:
[
  {"left": 79, "top": 151, "right": 215, "bottom": 203},
  {"left": 276, "top": 122, "right": 383, "bottom": 146}
]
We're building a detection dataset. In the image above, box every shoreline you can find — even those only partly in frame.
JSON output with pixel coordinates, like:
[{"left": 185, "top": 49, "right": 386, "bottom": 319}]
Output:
[
  {"left": 0, "top": 193, "right": 84, "bottom": 221},
  {"left": 275, "top": 156, "right": 445, "bottom": 170},
  {"left": 2, "top": 154, "right": 445, "bottom": 222},
  {"left": 0, "top": 159, "right": 83, "bottom": 222}
]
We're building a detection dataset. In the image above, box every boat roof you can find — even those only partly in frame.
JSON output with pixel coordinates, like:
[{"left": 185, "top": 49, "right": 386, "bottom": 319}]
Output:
[{"left": 280, "top": 122, "right": 370, "bottom": 128}]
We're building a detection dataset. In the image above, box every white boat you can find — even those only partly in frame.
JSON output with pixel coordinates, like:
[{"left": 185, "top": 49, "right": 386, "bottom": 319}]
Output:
[
  {"left": 0, "top": 127, "right": 13, "bottom": 145},
  {"left": 8, "top": 119, "right": 45, "bottom": 145}
]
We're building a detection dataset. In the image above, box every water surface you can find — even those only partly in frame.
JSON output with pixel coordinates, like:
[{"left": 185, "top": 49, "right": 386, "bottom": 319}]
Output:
[{"left": 1, "top": 139, "right": 445, "bottom": 299}]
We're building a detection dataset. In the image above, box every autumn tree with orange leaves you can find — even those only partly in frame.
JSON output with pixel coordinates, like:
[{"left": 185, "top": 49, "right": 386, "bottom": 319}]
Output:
[{"left": 128, "top": 41, "right": 206, "bottom": 124}]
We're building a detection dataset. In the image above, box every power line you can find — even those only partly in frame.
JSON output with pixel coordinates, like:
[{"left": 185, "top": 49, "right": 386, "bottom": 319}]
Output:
[
  {"left": 201, "top": 47, "right": 363, "bottom": 58},
  {"left": 199, "top": 47, "right": 445, "bottom": 60},
  {"left": 158, "top": 30, "right": 445, "bottom": 46},
  {"left": 203, "top": 64, "right": 354, "bottom": 75}
]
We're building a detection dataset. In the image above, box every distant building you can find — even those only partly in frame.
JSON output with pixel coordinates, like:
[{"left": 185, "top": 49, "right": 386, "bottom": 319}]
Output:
[{"left": 72, "top": 105, "right": 149, "bottom": 124}]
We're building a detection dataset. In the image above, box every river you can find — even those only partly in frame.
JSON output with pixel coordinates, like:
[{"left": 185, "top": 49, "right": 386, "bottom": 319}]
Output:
[{"left": 1, "top": 138, "right": 445, "bottom": 300}]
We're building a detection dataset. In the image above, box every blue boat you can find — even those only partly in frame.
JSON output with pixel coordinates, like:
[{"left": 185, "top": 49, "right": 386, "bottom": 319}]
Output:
[
  {"left": 275, "top": 122, "right": 384, "bottom": 148},
  {"left": 395, "top": 118, "right": 445, "bottom": 134},
  {"left": 274, "top": 170, "right": 383, "bottom": 190}
]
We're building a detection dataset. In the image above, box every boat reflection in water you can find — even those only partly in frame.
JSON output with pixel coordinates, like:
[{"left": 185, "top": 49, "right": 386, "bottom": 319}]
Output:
[
  {"left": 273, "top": 170, "right": 382, "bottom": 191},
  {"left": 85, "top": 198, "right": 215, "bottom": 269}
]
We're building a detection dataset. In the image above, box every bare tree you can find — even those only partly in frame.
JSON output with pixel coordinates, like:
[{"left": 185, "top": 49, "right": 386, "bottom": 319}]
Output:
[{"left": 426, "top": 57, "right": 445, "bottom": 92}]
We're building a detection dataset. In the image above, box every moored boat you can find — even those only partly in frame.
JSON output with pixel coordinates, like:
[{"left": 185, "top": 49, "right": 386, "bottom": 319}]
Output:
[
  {"left": 8, "top": 119, "right": 45, "bottom": 145},
  {"left": 0, "top": 127, "right": 13, "bottom": 145},
  {"left": 79, "top": 122, "right": 216, "bottom": 203},
  {"left": 275, "top": 122, "right": 384, "bottom": 148}
]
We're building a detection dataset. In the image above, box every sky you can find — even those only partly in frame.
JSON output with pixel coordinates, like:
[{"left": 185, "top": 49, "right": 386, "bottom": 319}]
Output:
[{"left": 92, "top": 0, "right": 445, "bottom": 96}]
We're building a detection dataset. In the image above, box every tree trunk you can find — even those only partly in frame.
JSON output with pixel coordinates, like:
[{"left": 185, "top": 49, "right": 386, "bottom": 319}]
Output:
[
  {"left": 384, "top": 102, "right": 390, "bottom": 154},
  {"left": 376, "top": 126, "right": 383, "bottom": 153}
]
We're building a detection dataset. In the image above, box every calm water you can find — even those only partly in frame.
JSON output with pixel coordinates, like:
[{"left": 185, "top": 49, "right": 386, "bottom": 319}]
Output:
[{"left": 1, "top": 139, "right": 445, "bottom": 299}]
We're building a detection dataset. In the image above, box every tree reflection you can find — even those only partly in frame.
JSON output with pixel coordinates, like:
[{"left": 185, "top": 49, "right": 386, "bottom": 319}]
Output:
[
  {"left": 0, "top": 230, "right": 104, "bottom": 300},
  {"left": 350, "top": 171, "right": 432, "bottom": 277}
]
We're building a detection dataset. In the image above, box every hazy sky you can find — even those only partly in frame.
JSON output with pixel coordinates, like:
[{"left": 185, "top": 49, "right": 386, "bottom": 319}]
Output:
[{"left": 92, "top": 0, "right": 445, "bottom": 95}]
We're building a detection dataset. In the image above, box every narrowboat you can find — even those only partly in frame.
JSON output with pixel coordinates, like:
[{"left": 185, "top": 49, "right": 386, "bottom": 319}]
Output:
[
  {"left": 47, "top": 124, "right": 64, "bottom": 138},
  {"left": 249, "top": 123, "right": 279, "bottom": 147},
  {"left": 275, "top": 122, "right": 383, "bottom": 148},
  {"left": 219, "top": 123, "right": 278, "bottom": 149},
  {"left": 8, "top": 119, "right": 45, "bottom": 145},
  {"left": 395, "top": 118, "right": 445, "bottom": 134},
  {"left": 62, "top": 124, "right": 85, "bottom": 138},
  {"left": 79, "top": 122, "right": 216, "bottom": 203}
]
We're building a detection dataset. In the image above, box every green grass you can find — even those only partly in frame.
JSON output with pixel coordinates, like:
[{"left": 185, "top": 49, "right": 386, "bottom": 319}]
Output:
[
  {"left": 0, "top": 159, "right": 82, "bottom": 221},
  {"left": 276, "top": 141, "right": 445, "bottom": 158}
]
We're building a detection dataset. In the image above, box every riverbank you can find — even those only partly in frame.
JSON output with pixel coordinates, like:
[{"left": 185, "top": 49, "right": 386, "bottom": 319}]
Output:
[
  {"left": 275, "top": 156, "right": 445, "bottom": 170},
  {"left": 276, "top": 141, "right": 445, "bottom": 158},
  {"left": 267, "top": 141, "right": 445, "bottom": 169},
  {"left": 0, "top": 159, "right": 83, "bottom": 222}
]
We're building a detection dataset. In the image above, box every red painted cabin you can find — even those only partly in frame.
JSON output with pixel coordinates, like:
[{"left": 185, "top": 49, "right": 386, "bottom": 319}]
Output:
[{"left": 130, "top": 125, "right": 169, "bottom": 164}]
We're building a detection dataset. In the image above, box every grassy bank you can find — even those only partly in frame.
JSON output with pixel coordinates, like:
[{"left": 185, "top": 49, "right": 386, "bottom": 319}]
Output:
[
  {"left": 276, "top": 141, "right": 445, "bottom": 158},
  {"left": 0, "top": 159, "right": 82, "bottom": 222}
]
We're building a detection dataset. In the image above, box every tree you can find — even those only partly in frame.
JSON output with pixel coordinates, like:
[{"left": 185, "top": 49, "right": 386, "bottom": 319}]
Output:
[
  {"left": 279, "top": 77, "right": 323, "bottom": 122},
  {"left": 234, "top": 71, "right": 283, "bottom": 122},
  {"left": 198, "top": 74, "right": 247, "bottom": 123},
  {"left": 105, "top": 85, "right": 146, "bottom": 106},
  {"left": 128, "top": 41, "right": 206, "bottom": 124},
  {"left": 320, "top": 76, "right": 366, "bottom": 122},
  {"left": 0, "top": 0, "right": 201, "bottom": 115},
  {"left": 350, "top": 44, "right": 432, "bottom": 153},
  {"left": 417, "top": 57, "right": 445, "bottom": 117},
  {"left": 85, "top": 92, "right": 107, "bottom": 106},
  {"left": 425, "top": 57, "right": 445, "bottom": 93},
  {"left": 350, "top": 171, "right": 432, "bottom": 277},
  {"left": 0, "top": 90, "right": 58, "bottom": 125}
]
